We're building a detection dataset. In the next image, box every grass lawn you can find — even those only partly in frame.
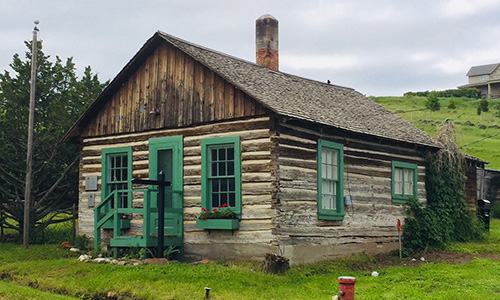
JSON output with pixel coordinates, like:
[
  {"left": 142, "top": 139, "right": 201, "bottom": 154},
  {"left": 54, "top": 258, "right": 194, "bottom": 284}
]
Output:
[
  {"left": 372, "top": 96, "right": 500, "bottom": 169},
  {"left": 0, "top": 220, "right": 499, "bottom": 299}
]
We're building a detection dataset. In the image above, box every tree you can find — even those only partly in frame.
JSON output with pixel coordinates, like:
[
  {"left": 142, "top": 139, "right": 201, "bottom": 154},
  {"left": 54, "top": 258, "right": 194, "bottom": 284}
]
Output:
[
  {"left": 0, "top": 40, "right": 106, "bottom": 241},
  {"left": 480, "top": 99, "right": 489, "bottom": 112},
  {"left": 425, "top": 91, "right": 440, "bottom": 111}
]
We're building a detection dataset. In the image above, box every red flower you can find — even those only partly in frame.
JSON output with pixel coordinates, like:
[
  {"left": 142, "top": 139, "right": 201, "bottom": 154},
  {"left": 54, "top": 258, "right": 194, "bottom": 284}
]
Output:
[
  {"left": 222, "top": 203, "right": 227, "bottom": 207},
  {"left": 202, "top": 208, "right": 207, "bottom": 212},
  {"left": 122, "top": 215, "right": 127, "bottom": 219},
  {"left": 213, "top": 209, "right": 217, "bottom": 212},
  {"left": 218, "top": 206, "right": 221, "bottom": 209},
  {"left": 128, "top": 213, "right": 132, "bottom": 217}
]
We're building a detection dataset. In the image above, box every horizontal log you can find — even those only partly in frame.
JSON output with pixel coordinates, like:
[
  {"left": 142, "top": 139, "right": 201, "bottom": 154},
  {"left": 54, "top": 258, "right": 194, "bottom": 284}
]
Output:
[{"left": 82, "top": 117, "right": 271, "bottom": 145}]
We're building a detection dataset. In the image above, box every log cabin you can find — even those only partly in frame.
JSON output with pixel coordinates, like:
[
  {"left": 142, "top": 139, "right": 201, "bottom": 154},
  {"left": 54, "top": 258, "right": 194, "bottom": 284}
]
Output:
[{"left": 64, "top": 15, "right": 442, "bottom": 264}]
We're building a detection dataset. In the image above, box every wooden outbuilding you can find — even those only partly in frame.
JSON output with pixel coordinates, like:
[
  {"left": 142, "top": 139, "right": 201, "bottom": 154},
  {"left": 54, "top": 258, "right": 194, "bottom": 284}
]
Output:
[{"left": 64, "top": 15, "right": 440, "bottom": 264}]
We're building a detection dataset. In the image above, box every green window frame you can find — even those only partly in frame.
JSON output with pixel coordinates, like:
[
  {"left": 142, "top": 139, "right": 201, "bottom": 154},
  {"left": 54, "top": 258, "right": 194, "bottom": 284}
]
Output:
[
  {"left": 201, "top": 136, "right": 241, "bottom": 217},
  {"left": 317, "top": 139, "right": 344, "bottom": 220},
  {"left": 391, "top": 161, "right": 418, "bottom": 203},
  {"left": 101, "top": 147, "right": 133, "bottom": 210}
]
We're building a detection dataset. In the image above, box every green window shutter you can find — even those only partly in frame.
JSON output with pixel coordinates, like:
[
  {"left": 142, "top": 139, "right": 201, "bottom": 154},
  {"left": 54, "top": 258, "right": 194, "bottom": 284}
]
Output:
[
  {"left": 391, "top": 161, "right": 418, "bottom": 203},
  {"left": 101, "top": 146, "right": 133, "bottom": 210},
  {"left": 201, "top": 136, "right": 241, "bottom": 217},
  {"left": 317, "top": 140, "right": 344, "bottom": 220}
]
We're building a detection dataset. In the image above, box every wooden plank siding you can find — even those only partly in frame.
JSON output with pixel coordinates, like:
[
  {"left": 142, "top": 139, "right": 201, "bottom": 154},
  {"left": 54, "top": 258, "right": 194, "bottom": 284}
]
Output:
[
  {"left": 78, "top": 117, "right": 279, "bottom": 256},
  {"left": 274, "top": 121, "right": 427, "bottom": 263},
  {"left": 81, "top": 42, "right": 266, "bottom": 138}
]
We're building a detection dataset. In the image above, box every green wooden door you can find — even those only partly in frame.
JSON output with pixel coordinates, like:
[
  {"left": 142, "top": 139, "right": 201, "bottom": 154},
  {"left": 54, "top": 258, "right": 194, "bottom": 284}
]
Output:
[{"left": 149, "top": 136, "right": 183, "bottom": 247}]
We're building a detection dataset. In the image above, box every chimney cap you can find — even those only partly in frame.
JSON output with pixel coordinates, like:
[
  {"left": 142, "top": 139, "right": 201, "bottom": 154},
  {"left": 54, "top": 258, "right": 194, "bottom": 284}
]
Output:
[{"left": 257, "top": 14, "right": 277, "bottom": 21}]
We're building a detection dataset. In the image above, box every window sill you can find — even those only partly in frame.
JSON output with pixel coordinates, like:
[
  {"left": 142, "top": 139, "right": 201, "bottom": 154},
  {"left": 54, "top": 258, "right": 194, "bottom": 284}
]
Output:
[
  {"left": 392, "top": 196, "right": 415, "bottom": 204},
  {"left": 318, "top": 213, "right": 345, "bottom": 221},
  {"left": 196, "top": 218, "right": 240, "bottom": 230}
]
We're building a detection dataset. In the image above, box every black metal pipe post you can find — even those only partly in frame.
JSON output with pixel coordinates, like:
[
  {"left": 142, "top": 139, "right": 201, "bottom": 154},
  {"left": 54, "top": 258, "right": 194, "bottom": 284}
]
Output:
[{"left": 157, "top": 171, "right": 165, "bottom": 258}]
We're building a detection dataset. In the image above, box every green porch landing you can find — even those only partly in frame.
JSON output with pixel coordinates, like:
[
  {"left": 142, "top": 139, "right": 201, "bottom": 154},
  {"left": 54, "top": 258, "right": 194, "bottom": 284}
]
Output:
[{"left": 94, "top": 189, "right": 183, "bottom": 257}]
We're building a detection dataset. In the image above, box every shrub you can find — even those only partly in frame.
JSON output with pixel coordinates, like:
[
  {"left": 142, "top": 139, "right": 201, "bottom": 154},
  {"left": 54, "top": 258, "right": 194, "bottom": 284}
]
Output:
[
  {"left": 402, "top": 122, "right": 484, "bottom": 254},
  {"left": 491, "top": 203, "right": 500, "bottom": 219},
  {"left": 448, "top": 98, "right": 456, "bottom": 109},
  {"left": 74, "top": 235, "right": 91, "bottom": 250},
  {"left": 480, "top": 99, "right": 489, "bottom": 112},
  {"left": 425, "top": 91, "right": 441, "bottom": 111},
  {"left": 404, "top": 88, "right": 481, "bottom": 99},
  {"left": 30, "top": 222, "right": 74, "bottom": 245}
]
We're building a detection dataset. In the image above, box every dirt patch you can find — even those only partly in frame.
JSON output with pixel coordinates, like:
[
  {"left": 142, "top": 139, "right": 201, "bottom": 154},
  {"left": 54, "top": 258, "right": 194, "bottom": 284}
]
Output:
[{"left": 348, "top": 250, "right": 500, "bottom": 271}]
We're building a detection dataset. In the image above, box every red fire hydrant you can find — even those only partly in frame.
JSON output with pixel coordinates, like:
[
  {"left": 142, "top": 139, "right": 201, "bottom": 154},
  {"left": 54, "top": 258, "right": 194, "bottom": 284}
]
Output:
[{"left": 337, "top": 276, "right": 357, "bottom": 300}]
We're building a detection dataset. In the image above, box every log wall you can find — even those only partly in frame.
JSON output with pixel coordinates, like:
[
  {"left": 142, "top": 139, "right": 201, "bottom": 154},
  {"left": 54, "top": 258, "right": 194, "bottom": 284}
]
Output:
[
  {"left": 274, "top": 121, "right": 428, "bottom": 264},
  {"left": 78, "top": 117, "right": 279, "bottom": 259},
  {"left": 81, "top": 42, "right": 266, "bottom": 138}
]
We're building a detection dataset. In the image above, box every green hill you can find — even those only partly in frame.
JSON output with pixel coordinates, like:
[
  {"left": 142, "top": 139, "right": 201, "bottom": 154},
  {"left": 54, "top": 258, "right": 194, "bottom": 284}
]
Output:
[{"left": 371, "top": 96, "right": 500, "bottom": 169}]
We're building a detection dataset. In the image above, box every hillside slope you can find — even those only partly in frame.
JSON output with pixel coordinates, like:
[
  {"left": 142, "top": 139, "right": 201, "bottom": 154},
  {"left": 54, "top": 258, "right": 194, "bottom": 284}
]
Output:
[{"left": 372, "top": 96, "right": 500, "bottom": 169}]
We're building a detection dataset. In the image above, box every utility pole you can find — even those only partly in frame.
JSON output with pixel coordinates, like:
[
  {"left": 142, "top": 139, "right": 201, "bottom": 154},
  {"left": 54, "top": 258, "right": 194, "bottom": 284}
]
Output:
[{"left": 23, "top": 20, "right": 39, "bottom": 249}]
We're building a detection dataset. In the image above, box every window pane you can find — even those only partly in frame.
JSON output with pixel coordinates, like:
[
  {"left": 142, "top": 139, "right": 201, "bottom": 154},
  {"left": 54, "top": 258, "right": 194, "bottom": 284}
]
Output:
[
  {"left": 394, "top": 168, "right": 403, "bottom": 195},
  {"left": 211, "top": 179, "right": 219, "bottom": 192},
  {"left": 404, "top": 169, "right": 414, "bottom": 196},
  {"left": 227, "top": 149, "right": 234, "bottom": 160},
  {"left": 219, "top": 148, "right": 226, "bottom": 160},
  {"left": 221, "top": 179, "right": 228, "bottom": 192},
  {"left": 211, "top": 193, "right": 218, "bottom": 208},
  {"left": 211, "top": 162, "right": 218, "bottom": 176},
  {"left": 229, "top": 192, "right": 236, "bottom": 207},
  {"left": 220, "top": 193, "right": 228, "bottom": 206},
  {"left": 227, "top": 161, "right": 234, "bottom": 176},
  {"left": 211, "top": 149, "right": 217, "bottom": 161},
  {"left": 218, "top": 161, "right": 226, "bottom": 176}
]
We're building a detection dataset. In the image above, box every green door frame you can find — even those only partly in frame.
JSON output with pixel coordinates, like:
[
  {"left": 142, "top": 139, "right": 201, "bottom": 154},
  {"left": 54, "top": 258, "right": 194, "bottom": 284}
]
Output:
[{"left": 148, "top": 135, "right": 184, "bottom": 253}]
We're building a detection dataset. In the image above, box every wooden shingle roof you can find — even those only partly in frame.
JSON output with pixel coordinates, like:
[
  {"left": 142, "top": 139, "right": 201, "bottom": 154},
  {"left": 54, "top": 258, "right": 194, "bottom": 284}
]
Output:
[
  {"left": 65, "top": 31, "right": 438, "bottom": 148},
  {"left": 158, "top": 31, "right": 437, "bottom": 148}
]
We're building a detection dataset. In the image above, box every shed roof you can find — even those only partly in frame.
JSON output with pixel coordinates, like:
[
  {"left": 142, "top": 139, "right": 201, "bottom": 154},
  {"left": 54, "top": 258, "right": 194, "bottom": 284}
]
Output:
[
  {"left": 466, "top": 63, "right": 499, "bottom": 77},
  {"left": 64, "top": 31, "right": 438, "bottom": 148}
]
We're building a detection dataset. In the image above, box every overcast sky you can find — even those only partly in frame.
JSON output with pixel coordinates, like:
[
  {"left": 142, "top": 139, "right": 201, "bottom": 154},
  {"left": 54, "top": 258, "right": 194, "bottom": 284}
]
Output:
[{"left": 2, "top": 0, "right": 500, "bottom": 96}]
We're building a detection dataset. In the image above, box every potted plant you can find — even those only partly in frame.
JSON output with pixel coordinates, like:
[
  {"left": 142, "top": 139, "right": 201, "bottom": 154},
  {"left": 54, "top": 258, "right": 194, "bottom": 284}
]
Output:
[
  {"left": 196, "top": 203, "right": 239, "bottom": 230},
  {"left": 102, "top": 213, "right": 132, "bottom": 229}
]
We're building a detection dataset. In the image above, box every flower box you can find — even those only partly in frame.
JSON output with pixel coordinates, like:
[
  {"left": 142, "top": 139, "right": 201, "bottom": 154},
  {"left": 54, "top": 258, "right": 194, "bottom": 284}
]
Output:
[
  {"left": 102, "top": 217, "right": 131, "bottom": 230},
  {"left": 196, "top": 218, "right": 239, "bottom": 230}
]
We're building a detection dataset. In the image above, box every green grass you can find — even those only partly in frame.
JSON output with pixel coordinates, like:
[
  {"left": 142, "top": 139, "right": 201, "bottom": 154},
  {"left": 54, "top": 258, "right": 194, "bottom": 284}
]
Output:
[
  {"left": 448, "top": 219, "right": 500, "bottom": 254},
  {"left": 0, "top": 281, "right": 78, "bottom": 300},
  {"left": 0, "top": 220, "right": 499, "bottom": 300},
  {"left": 372, "top": 96, "right": 500, "bottom": 169}
]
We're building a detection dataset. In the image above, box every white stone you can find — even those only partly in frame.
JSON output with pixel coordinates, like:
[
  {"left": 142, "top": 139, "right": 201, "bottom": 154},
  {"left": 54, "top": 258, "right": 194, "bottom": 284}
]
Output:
[
  {"left": 93, "top": 257, "right": 111, "bottom": 263},
  {"left": 420, "top": 257, "right": 425, "bottom": 261},
  {"left": 78, "top": 254, "right": 90, "bottom": 262},
  {"left": 69, "top": 248, "right": 80, "bottom": 252},
  {"left": 371, "top": 271, "right": 379, "bottom": 277}
]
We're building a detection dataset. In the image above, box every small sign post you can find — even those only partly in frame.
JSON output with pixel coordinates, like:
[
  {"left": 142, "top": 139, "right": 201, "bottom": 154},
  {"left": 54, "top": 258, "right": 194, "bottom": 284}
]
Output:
[
  {"left": 397, "top": 219, "right": 403, "bottom": 259},
  {"left": 132, "top": 171, "right": 170, "bottom": 258}
]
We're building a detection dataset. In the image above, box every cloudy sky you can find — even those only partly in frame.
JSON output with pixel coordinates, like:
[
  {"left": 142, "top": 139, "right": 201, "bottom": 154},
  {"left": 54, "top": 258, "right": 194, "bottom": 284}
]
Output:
[{"left": 2, "top": 0, "right": 500, "bottom": 96}]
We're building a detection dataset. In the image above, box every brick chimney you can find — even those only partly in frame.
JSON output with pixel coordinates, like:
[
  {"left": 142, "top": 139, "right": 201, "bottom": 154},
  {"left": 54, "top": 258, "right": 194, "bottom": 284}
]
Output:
[{"left": 256, "top": 14, "right": 279, "bottom": 71}]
